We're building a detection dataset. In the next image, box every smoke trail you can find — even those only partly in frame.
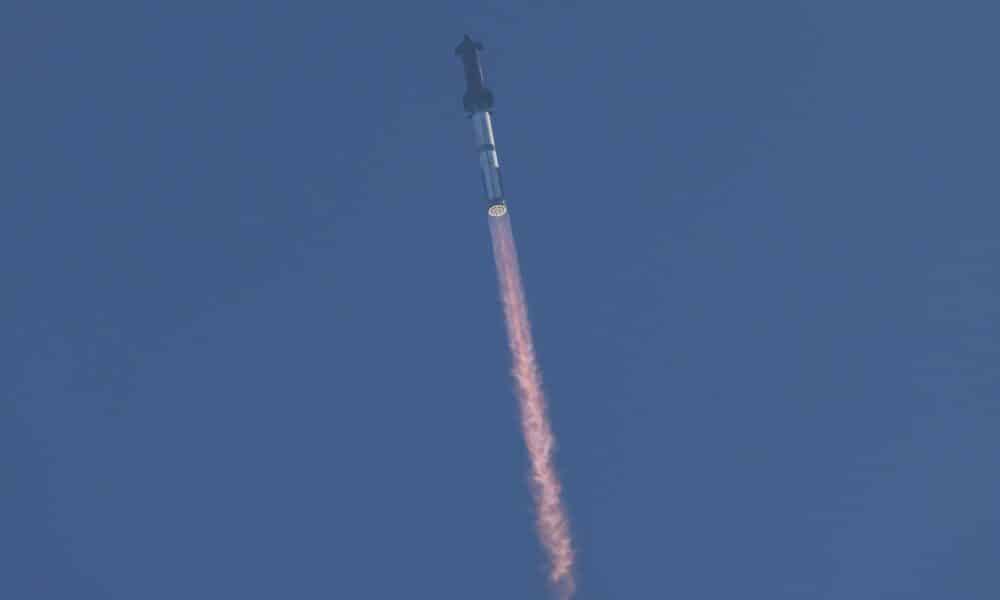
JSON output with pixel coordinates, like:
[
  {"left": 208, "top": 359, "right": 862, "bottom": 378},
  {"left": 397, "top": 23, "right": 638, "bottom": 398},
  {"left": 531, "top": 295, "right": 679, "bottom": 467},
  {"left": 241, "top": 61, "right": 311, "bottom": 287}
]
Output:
[{"left": 488, "top": 214, "right": 576, "bottom": 599}]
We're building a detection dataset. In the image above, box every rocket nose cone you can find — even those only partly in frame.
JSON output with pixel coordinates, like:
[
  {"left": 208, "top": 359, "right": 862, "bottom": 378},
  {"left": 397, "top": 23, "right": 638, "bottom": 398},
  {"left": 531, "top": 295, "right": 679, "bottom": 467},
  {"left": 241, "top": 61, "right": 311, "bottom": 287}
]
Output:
[{"left": 456, "top": 34, "right": 483, "bottom": 56}]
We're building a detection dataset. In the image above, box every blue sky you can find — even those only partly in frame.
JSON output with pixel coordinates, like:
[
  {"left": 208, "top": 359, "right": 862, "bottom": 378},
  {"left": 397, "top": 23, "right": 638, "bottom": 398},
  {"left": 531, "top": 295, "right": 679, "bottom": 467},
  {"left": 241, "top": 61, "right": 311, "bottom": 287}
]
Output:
[{"left": 4, "top": 2, "right": 998, "bottom": 598}]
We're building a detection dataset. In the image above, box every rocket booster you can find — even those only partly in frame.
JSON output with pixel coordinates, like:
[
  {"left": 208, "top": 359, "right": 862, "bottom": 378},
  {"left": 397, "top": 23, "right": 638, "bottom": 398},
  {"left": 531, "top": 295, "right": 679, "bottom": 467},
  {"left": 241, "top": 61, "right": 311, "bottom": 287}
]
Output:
[{"left": 455, "top": 35, "right": 507, "bottom": 217}]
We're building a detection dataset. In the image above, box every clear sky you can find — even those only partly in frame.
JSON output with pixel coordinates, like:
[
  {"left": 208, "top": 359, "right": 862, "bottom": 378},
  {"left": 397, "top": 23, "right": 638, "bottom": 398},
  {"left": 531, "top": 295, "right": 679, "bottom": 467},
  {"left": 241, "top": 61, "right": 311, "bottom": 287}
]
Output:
[{"left": 4, "top": 1, "right": 998, "bottom": 598}]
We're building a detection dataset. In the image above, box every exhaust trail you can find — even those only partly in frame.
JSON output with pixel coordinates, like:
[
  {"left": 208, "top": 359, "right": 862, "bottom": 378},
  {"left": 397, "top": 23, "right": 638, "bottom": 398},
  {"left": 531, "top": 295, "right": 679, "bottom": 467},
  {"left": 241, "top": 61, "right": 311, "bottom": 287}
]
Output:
[{"left": 489, "top": 214, "right": 576, "bottom": 599}]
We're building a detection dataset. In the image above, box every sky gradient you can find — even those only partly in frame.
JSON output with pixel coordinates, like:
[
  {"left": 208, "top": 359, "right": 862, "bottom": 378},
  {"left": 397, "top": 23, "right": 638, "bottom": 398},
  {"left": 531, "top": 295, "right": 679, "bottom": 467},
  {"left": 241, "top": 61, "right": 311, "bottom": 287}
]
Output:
[{"left": 4, "top": 1, "right": 998, "bottom": 598}]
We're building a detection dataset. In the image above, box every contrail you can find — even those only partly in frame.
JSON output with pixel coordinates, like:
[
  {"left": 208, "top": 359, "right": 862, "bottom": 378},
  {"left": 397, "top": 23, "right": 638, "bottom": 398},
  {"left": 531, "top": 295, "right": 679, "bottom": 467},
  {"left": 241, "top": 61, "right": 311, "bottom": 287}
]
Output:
[{"left": 489, "top": 214, "right": 576, "bottom": 599}]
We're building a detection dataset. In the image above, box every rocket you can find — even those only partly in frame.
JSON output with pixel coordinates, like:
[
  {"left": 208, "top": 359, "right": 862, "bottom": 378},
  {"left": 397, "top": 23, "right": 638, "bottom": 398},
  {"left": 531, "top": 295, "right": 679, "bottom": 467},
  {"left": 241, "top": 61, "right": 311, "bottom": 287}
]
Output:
[{"left": 455, "top": 34, "right": 507, "bottom": 217}]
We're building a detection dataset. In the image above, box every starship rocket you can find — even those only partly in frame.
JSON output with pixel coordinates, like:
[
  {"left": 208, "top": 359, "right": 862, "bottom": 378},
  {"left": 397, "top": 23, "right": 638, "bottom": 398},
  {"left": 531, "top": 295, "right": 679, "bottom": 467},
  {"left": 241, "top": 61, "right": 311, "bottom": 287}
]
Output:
[{"left": 455, "top": 34, "right": 507, "bottom": 217}]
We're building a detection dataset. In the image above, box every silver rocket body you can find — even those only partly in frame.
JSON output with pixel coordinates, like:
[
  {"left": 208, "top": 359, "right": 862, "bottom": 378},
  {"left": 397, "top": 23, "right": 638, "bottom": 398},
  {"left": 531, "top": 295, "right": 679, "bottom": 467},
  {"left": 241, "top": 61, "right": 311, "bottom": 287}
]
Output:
[
  {"left": 471, "top": 111, "right": 506, "bottom": 217},
  {"left": 456, "top": 35, "right": 507, "bottom": 217}
]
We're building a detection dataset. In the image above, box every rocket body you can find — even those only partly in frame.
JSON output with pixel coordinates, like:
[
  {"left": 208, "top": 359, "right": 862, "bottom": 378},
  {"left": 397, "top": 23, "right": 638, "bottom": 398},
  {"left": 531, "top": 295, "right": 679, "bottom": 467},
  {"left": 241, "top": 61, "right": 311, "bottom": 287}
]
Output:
[
  {"left": 456, "top": 35, "right": 507, "bottom": 217},
  {"left": 472, "top": 112, "right": 506, "bottom": 217}
]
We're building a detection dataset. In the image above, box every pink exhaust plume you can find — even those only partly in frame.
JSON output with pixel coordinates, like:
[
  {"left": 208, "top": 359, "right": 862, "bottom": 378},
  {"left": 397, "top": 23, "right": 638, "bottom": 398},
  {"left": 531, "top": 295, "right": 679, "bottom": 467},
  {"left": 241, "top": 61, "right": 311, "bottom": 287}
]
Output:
[{"left": 489, "top": 214, "right": 576, "bottom": 599}]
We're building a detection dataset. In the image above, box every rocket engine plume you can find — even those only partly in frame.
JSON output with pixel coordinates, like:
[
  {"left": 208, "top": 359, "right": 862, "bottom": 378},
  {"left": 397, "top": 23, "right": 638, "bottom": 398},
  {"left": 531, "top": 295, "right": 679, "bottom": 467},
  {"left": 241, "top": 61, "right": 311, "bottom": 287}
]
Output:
[{"left": 488, "top": 214, "right": 576, "bottom": 599}]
